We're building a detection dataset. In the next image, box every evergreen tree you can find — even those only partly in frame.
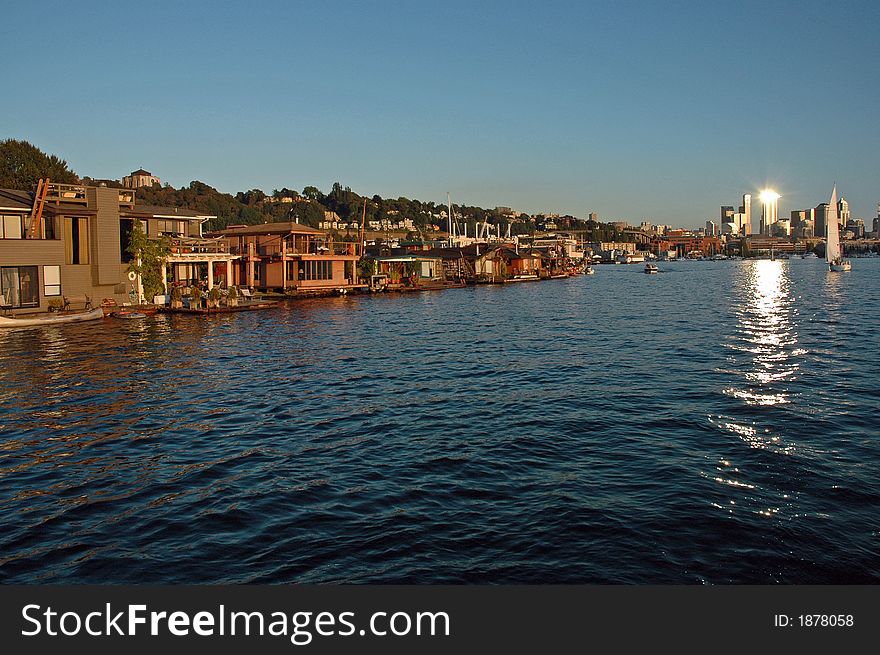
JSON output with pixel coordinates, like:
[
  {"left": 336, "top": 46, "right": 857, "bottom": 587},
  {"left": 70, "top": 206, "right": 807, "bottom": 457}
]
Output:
[{"left": 0, "top": 139, "right": 79, "bottom": 189}]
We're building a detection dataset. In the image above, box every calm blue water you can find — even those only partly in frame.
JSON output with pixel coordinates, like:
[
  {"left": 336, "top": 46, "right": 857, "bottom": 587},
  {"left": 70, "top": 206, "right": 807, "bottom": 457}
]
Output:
[{"left": 1, "top": 258, "right": 878, "bottom": 583}]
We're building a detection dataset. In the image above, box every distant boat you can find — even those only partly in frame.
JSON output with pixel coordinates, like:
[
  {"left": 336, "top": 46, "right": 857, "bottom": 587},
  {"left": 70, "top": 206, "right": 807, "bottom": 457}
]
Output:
[
  {"left": 644, "top": 263, "right": 658, "bottom": 274},
  {"left": 826, "top": 184, "right": 852, "bottom": 272},
  {"left": 584, "top": 265, "right": 595, "bottom": 275},
  {"left": 111, "top": 310, "right": 147, "bottom": 320},
  {"left": 0, "top": 307, "right": 104, "bottom": 328},
  {"left": 802, "top": 252, "right": 818, "bottom": 259}
]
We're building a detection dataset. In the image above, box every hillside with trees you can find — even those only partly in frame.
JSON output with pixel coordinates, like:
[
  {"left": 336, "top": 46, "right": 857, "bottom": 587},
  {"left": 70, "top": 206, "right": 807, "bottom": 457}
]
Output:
[{"left": 1, "top": 139, "right": 625, "bottom": 238}]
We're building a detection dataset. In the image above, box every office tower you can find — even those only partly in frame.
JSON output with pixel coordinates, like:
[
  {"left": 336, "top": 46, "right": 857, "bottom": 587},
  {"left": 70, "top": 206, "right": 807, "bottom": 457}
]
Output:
[
  {"left": 721, "top": 206, "right": 734, "bottom": 224},
  {"left": 815, "top": 203, "right": 830, "bottom": 239},
  {"left": 742, "top": 193, "right": 752, "bottom": 235},
  {"left": 705, "top": 220, "right": 718, "bottom": 237},
  {"left": 838, "top": 196, "right": 850, "bottom": 230},
  {"left": 760, "top": 190, "right": 779, "bottom": 235}
]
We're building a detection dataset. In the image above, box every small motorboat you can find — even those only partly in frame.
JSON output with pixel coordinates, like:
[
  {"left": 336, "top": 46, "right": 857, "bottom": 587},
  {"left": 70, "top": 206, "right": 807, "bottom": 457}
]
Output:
[
  {"left": 0, "top": 307, "right": 104, "bottom": 328},
  {"left": 584, "top": 265, "right": 595, "bottom": 275},
  {"left": 111, "top": 310, "right": 147, "bottom": 320},
  {"left": 644, "top": 263, "right": 659, "bottom": 274}
]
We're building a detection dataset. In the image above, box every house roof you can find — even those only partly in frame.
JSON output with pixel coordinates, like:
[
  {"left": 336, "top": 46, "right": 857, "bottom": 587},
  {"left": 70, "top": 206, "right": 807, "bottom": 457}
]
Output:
[
  {"left": 216, "top": 221, "right": 327, "bottom": 237},
  {"left": 483, "top": 246, "right": 543, "bottom": 260},
  {"left": 0, "top": 188, "right": 95, "bottom": 216},
  {"left": 0, "top": 188, "right": 32, "bottom": 211},
  {"left": 126, "top": 204, "right": 215, "bottom": 220},
  {"left": 129, "top": 169, "right": 153, "bottom": 176}
]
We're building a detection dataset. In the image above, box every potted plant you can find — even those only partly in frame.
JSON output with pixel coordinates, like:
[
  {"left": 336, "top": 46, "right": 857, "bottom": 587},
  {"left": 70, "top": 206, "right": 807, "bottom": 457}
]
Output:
[
  {"left": 227, "top": 285, "right": 238, "bottom": 307},
  {"left": 189, "top": 286, "right": 202, "bottom": 309},
  {"left": 207, "top": 287, "right": 221, "bottom": 309},
  {"left": 170, "top": 286, "right": 183, "bottom": 309}
]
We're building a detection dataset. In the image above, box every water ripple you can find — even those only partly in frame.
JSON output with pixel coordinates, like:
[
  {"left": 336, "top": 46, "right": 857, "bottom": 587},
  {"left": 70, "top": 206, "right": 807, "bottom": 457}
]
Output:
[{"left": 1, "top": 259, "right": 879, "bottom": 583}]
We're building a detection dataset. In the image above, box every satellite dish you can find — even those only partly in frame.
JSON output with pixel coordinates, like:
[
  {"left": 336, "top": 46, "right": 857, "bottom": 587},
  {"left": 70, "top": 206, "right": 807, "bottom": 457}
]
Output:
[{"left": 128, "top": 271, "right": 137, "bottom": 281}]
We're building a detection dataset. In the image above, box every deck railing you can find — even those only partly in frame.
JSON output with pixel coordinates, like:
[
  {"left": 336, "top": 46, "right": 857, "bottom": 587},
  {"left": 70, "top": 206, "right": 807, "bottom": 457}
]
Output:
[
  {"left": 169, "top": 238, "right": 230, "bottom": 254},
  {"left": 228, "top": 242, "right": 357, "bottom": 257}
]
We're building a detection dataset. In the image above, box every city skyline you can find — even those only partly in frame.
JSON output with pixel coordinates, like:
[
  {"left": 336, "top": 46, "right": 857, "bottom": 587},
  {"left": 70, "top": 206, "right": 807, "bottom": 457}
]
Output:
[{"left": 2, "top": 1, "right": 879, "bottom": 227}]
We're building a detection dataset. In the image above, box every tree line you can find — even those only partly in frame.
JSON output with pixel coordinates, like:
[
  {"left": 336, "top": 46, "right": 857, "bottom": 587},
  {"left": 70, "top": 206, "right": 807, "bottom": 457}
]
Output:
[{"left": 1, "top": 139, "right": 620, "bottom": 237}]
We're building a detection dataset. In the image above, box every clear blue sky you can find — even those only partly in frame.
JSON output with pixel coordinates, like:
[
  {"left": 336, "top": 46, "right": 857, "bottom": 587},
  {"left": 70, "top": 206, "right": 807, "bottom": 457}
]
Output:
[{"left": 3, "top": 0, "right": 879, "bottom": 227}]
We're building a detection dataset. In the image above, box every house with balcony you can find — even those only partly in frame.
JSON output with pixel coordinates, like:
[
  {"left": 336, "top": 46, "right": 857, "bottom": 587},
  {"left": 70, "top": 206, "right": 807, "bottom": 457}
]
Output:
[
  {"left": 0, "top": 181, "right": 227, "bottom": 314},
  {"left": 216, "top": 221, "right": 364, "bottom": 294}
]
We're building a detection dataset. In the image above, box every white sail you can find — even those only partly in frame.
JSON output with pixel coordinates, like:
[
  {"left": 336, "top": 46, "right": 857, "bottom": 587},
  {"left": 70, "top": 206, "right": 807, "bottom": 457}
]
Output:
[{"left": 826, "top": 185, "right": 840, "bottom": 263}]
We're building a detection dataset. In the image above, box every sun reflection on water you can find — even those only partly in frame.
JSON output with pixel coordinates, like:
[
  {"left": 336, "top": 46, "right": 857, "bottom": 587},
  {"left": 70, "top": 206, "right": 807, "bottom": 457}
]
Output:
[
  {"left": 711, "top": 259, "right": 803, "bottom": 488},
  {"left": 725, "top": 260, "right": 798, "bottom": 406}
]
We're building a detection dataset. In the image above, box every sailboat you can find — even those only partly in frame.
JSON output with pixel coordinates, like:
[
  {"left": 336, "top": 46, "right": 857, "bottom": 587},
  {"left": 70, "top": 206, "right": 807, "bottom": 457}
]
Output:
[{"left": 826, "top": 185, "right": 851, "bottom": 272}]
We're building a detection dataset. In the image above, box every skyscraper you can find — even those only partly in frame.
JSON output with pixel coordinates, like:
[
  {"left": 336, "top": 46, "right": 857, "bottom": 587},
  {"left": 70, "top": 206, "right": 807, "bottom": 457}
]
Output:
[
  {"left": 759, "top": 190, "right": 780, "bottom": 235},
  {"left": 741, "top": 193, "right": 752, "bottom": 235},
  {"left": 815, "top": 202, "right": 830, "bottom": 239},
  {"left": 838, "top": 196, "right": 850, "bottom": 229}
]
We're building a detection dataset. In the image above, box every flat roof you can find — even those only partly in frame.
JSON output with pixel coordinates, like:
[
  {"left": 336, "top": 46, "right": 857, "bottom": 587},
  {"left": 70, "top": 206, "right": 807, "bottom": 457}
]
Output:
[
  {"left": 127, "top": 204, "right": 215, "bottom": 220},
  {"left": 217, "top": 221, "right": 327, "bottom": 236}
]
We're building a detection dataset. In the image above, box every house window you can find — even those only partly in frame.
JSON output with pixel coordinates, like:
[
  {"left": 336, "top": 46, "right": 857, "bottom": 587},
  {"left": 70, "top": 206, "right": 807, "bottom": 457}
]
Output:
[
  {"left": 43, "top": 216, "right": 56, "bottom": 240},
  {"left": 43, "top": 265, "right": 61, "bottom": 297},
  {"left": 1, "top": 266, "right": 39, "bottom": 308},
  {"left": 120, "top": 219, "right": 134, "bottom": 263},
  {"left": 303, "top": 260, "right": 332, "bottom": 280},
  {"left": 156, "top": 219, "right": 185, "bottom": 235},
  {"left": 64, "top": 217, "right": 90, "bottom": 264},
  {"left": 1, "top": 214, "right": 24, "bottom": 239}
]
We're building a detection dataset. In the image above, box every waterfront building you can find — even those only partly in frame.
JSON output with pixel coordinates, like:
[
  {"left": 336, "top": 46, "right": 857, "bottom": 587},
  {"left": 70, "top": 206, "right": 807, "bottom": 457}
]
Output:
[
  {"left": 843, "top": 218, "right": 865, "bottom": 240},
  {"left": 744, "top": 236, "right": 804, "bottom": 255},
  {"left": 375, "top": 253, "right": 445, "bottom": 284},
  {"left": 217, "top": 222, "right": 362, "bottom": 294},
  {"left": 0, "top": 182, "right": 220, "bottom": 314},
  {"left": 655, "top": 235, "right": 722, "bottom": 258},
  {"left": 474, "top": 246, "right": 544, "bottom": 278},
  {"left": 122, "top": 168, "right": 160, "bottom": 188},
  {"left": 873, "top": 206, "right": 880, "bottom": 237}
]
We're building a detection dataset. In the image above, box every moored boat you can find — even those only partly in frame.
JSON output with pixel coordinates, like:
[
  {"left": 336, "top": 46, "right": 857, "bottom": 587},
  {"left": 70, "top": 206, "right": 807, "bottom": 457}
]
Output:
[
  {"left": 111, "top": 310, "right": 147, "bottom": 319},
  {"left": 0, "top": 307, "right": 104, "bottom": 328}
]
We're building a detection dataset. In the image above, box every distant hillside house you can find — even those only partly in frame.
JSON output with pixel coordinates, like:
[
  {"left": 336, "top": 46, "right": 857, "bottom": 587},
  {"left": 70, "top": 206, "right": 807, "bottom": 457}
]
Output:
[{"left": 122, "top": 169, "right": 160, "bottom": 189}]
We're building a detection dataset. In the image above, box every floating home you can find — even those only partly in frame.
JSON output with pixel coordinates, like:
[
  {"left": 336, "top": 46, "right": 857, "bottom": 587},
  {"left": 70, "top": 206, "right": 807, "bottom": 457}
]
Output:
[
  {"left": 0, "top": 182, "right": 222, "bottom": 314},
  {"left": 216, "top": 222, "right": 365, "bottom": 295}
]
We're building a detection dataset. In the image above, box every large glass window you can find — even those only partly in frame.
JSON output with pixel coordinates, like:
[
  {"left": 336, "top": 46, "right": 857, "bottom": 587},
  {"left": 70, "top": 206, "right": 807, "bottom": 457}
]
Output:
[
  {"left": 1, "top": 214, "right": 24, "bottom": 239},
  {"left": 1, "top": 266, "right": 39, "bottom": 308},
  {"left": 120, "top": 219, "right": 134, "bottom": 263},
  {"left": 302, "top": 260, "right": 333, "bottom": 280},
  {"left": 64, "top": 217, "right": 90, "bottom": 264},
  {"left": 156, "top": 219, "right": 185, "bottom": 235}
]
